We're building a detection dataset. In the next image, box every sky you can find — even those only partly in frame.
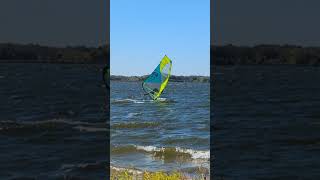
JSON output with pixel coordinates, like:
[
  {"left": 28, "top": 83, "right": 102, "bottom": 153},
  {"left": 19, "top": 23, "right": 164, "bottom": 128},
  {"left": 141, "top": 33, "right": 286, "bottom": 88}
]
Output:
[
  {"left": 0, "top": 0, "right": 108, "bottom": 47},
  {"left": 212, "top": 0, "right": 320, "bottom": 46},
  {"left": 1, "top": 0, "right": 320, "bottom": 71},
  {"left": 110, "top": 0, "right": 210, "bottom": 76}
]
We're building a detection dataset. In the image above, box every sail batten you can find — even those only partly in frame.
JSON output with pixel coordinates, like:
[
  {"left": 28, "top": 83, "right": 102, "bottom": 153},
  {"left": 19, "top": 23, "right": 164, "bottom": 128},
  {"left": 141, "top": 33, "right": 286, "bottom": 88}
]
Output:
[{"left": 142, "top": 55, "right": 172, "bottom": 100}]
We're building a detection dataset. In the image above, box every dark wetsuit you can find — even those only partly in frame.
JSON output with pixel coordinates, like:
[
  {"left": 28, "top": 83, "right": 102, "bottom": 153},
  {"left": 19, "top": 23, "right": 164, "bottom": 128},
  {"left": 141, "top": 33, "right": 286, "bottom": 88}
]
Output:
[
  {"left": 102, "top": 66, "right": 110, "bottom": 89},
  {"left": 152, "top": 88, "right": 159, "bottom": 94}
]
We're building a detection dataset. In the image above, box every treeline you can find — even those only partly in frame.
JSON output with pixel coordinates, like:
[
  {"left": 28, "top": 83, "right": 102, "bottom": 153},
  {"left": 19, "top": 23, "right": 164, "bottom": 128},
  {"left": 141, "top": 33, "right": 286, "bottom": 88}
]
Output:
[
  {"left": 212, "top": 44, "right": 320, "bottom": 65},
  {"left": 111, "top": 75, "right": 209, "bottom": 83},
  {"left": 2, "top": 43, "right": 320, "bottom": 65},
  {"left": 0, "top": 43, "right": 109, "bottom": 63}
]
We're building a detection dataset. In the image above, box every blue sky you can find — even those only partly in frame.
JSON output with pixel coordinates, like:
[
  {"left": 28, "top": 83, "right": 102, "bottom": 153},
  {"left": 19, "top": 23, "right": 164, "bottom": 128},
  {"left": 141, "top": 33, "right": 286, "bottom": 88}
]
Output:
[{"left": 111, "top": 0, "right": 209, "bottom": 76}]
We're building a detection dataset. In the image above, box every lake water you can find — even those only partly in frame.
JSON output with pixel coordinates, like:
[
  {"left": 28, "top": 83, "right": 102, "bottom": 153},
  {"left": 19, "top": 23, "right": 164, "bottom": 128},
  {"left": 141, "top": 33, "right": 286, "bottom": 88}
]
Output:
[
  {"left": 2, "top": 64, "right": 318, "bottom": 179},
  {"left": 212, "top": 66, "right": 320, "bottom": 179},
  {"left": 111, "top": 81, "right": 210, "bottom": 175},
  {"left": 0, "top": 64, "right": 108, "bottom": 179}
]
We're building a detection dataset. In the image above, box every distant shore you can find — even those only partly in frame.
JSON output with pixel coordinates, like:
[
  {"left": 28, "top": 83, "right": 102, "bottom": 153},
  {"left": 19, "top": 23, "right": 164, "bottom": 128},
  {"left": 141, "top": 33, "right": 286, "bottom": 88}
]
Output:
[
  {"left": 1, "top": 43, "right": 320, "bottom": 65},
  {"left": 212, "top": 44, "right": 320, "bottom": 65},
  {"left": 0, "top": 43, "right": 108, "bottom": 64},
  {"left": 111, "top": 75, "right": 210, "bottom": 83}
]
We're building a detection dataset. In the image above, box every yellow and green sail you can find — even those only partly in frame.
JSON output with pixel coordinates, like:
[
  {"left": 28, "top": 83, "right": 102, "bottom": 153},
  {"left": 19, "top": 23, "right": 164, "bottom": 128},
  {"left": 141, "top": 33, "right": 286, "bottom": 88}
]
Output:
[{"left": 142, "top": 55, "right": 172, "bottom": 100}]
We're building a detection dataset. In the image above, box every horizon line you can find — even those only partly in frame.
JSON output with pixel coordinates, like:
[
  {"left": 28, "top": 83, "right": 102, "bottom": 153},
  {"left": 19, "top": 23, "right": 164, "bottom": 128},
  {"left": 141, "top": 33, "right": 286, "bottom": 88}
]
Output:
[
  {"left": 0, "top": 42, "right": 109, "bottom": 49},
  {"left": 3, "top": 42, "right": 320, "bottom": 48},
  {"left": 111, "top": 74, "right": 210, "bottom": 77}
]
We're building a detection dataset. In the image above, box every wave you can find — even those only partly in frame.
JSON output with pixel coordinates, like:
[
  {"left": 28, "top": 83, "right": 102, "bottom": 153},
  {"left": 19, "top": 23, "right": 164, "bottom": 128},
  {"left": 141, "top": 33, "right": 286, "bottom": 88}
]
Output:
[
  {"left": 110, "top": 165, "right": 143, "bottom": 175},
  {"left": 61, "top": 161, "right": 106, "bottom": 173},
  {"left": 112, "top": 98, "right": 151, "bottom": 104},
  {"left": 156, "top": 98, "right": 176, "bottom": 103},
  {"left": 126, "top": 112, "right": 142, "bottom": 118},
  {"left": 112, "top": 98, "right": 176, "bottom": 104},
  {"left": 162, "top": 137, "right": 209, "bottom": 146},
  {"left": 73, "top": 125, "right": 107, "bottom": 132},
  {"left": 111, "top": 145, "right": 138, "bottom": 154},
  {"left": 111, "top": 145, "right": 209, "bottom": 160},
  {"left": 0, "top": 119, "right": 106, "bottom": 135},
  {"left": 112, "top": 122, "right": 161, "bottom": 129},
  {"left": 136, "top": 145, "right": 210, "bottom": 160}
]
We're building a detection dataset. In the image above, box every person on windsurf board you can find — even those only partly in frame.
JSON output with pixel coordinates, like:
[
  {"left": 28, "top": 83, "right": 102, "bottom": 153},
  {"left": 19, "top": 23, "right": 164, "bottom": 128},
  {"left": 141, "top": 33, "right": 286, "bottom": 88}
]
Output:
[
  {"left": 142, "top": 55, "right": 172, "bottom": 101},
  {"left": 102, "top": 66, "right": 110, "bottom": 89}
]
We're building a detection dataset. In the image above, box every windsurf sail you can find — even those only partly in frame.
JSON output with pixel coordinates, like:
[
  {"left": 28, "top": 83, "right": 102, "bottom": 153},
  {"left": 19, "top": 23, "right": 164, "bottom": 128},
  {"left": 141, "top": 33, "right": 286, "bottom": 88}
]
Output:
[{"left": 142, "top": 55, "right": 172, "bottom": 100}]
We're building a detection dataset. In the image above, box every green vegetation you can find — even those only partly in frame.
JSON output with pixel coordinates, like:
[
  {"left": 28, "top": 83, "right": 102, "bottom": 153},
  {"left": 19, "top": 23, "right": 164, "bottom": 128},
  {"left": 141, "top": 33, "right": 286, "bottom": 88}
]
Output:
[
  {"left": 111, "top": 168, "right": 208, "bottom": 180},
  {"left": 0, "top": 43, "right": 108, "bottom": 63},
  {"left": 2, "top": 43, "right": 319, "bottom": 66},
  {"left": 111, "top": 169, "right": 183, "bottom": 180},
  {"left": 212, "top": 44, "right": 320, "bottom": 65}
]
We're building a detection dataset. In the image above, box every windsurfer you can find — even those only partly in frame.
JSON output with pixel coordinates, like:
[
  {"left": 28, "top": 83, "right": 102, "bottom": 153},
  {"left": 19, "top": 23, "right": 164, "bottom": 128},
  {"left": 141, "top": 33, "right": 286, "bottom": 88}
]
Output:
[{"left": 102, "top": 66, "right": 110, "bottom": 89}]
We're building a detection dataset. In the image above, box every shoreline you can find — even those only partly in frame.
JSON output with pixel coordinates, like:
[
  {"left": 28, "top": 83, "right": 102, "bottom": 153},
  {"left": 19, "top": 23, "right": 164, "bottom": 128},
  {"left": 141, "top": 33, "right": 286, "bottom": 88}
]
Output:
[
  {"left": 110, "top": 165, "right": 210, "bottom": 180},
  {"left": 110, "top": 145, "right": 210, "bottom": 179},
  {"left": 1, "top": 43, "right": 320, "bottom": 65},
  {"left": 110, "top": 75, "right": 210, "bottom": 83}
]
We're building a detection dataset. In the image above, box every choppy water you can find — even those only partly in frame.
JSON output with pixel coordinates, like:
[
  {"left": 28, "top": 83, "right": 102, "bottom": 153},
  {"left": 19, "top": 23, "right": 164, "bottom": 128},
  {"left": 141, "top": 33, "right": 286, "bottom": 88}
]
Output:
[
  {"left": 111, "top": 81, "right": 210, "bottom": 174},
  {"left": 212, "top": 66, "right": 320, "bottom": 179},
  {"left": 3, "top": 64, "right": 317, "bottom": 179},
  {"left": 0, "top": 64, "right": 108, "bottom": 179}
]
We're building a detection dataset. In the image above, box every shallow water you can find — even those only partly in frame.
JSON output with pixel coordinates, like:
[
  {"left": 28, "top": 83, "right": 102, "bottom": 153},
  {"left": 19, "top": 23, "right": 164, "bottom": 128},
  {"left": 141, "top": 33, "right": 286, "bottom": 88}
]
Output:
[
  {"left": 111, "top": 81, "right": 210, "bottom": 174},
  {"left": 0, "top": 63, "right": 108, "bottom": 179}
]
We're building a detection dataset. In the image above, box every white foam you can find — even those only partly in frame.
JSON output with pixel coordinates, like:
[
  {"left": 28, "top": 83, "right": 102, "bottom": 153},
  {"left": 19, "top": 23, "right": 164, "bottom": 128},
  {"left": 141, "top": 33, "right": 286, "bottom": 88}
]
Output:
[
  {"left": 111, "top": 165, "right": 143, "bottom": 175},
  {"left": 73, "top": 126, "right": 107, "bottom": 132},
  {"left": 126, "top": 112, "right": 141, "bottom": 118},
  {"left": 112, "top": 98, "right": 173, "bottom": 104},
  {"left": 176, "top": 147, "right": 210, "bottom": 159},
  {"left": 135, "top": 145, "right": 210, "bottom": 160},
  {"left": 136, "top": 145, "right": 164, "bottom": 152},
  {"left": 156, "top": 98, "right": 167, "bottom": 101},
  {"left": 113, "top": 98, "right": 151, "bottom": 104}
]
